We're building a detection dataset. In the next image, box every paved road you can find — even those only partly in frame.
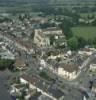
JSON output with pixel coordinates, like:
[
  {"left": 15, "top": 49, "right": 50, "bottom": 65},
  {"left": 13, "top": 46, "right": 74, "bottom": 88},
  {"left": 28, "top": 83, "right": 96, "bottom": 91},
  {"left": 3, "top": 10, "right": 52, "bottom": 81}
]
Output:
[{"left": 0, "top": 71, "right": 12, "bottom": 100}]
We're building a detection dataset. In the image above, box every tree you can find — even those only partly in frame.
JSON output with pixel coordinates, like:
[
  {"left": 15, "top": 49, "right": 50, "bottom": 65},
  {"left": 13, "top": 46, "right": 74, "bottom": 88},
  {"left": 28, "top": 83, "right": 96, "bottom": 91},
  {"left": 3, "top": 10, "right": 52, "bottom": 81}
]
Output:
[
  {"left": 93, "top": 37, "right": 96, "bottom": 44},
  {"left": 87, "top": 39, "right": 93, "bottom": 45},
  {"left": 92, "top": 19, "right": 96, "bottom": 26},
  {"left": 67, "top": 37, "right": 78, "bottom": 50},
  {"left": 72, "top": 13, "right": 80, "bottom": 25},
  {"left": 60, "top": 19, "right": 73, "bottom": 38},
  {"left": 0, "top": 59, "right": 14, "bottom": 70},
  {"left": 50, "top": 36, "right": 55, "bottom": 45},
  {"left": 77, "top": 37, "right": 87, "bottom": 48}
]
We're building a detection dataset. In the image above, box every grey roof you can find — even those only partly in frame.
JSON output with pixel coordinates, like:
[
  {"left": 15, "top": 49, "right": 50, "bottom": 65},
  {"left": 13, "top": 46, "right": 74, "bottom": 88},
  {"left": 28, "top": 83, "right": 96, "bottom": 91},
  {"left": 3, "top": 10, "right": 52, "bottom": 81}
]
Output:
[
  {"left": 21, "top": 74, "right": 64, "bottom": 99},
  {"left": 92, "top": 80, "right": 96, "bottom": 88},
  {"left": 48, "top": 84, "right": 64, "bottom": 99},
  {"left": 29, "top": 92, "right": 41, "bottom": 100}
]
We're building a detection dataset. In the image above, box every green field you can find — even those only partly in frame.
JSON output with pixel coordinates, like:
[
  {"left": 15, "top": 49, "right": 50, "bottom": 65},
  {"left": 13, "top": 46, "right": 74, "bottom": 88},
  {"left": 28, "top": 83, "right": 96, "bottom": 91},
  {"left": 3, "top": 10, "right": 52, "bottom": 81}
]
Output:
[
  {"left": 80, "top": 12, "right": 96, "bottom": 18},
  {"left": 71, "top": 26, "right": 96, "bottom": 40}
]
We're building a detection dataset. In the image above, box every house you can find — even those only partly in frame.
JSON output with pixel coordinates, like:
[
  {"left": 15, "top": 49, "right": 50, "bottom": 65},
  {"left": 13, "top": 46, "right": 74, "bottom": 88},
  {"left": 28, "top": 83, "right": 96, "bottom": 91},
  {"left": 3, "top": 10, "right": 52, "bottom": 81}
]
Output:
[
  {"left": 90, "top": 59, "right": 96, "bottom": 72},
  {"left": 12, "top": 31, "right": 23, "bottom": 38},
  {"left": 78, "top": 48, "right": 94, "bottom": 56},
  {"left": 20, "top": 74, "right": 64, "bottom": 100},
  {"left": 40, "top": 59, "right": 46, "bottom": 68},
  {"left": 92, "top": 80, "right": 96, "bottom": 93},
  {"left": 90, "top": 64, "right": 96, "bottom": 72},
  {"left": 30, "top": 93, "right": 52, "bottom": 100},
  {"left": 14, "top": 58, "right": 27, "bottom": 70},
  {"left": 47, "top": 50, "right": 64, "bottom": 60},
  {"left": 10, "top": 83, "right": 37, "bottom": 100},
  {"left": 30, "top": 17, "right": 48, "bottom": 24},
  {"left": 15, "top": 38, "right": 34, "bottom": 54},
  {"left": 38, "top": 94, "right": 53, "bottom": 100},
  {"left": 34, "top": 27, "right": 65, "bottom": 47},
  {"left": 29, "top": 92, "right": 42, "bottom": 100},
  {"left": 0, "top": 50, "right": 15, "bottom": 60},
  {"left": 10, "top": 84, "right": 25, "bottom": 94},
  {"left": 57, "top": 63, "right": 81, "bottom": 80}
]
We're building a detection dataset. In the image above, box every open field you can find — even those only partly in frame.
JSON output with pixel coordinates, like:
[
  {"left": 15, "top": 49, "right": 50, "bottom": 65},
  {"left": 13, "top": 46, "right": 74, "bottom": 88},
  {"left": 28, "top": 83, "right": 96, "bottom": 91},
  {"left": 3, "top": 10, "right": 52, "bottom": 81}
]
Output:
[
  {"left": 80, "top": 12, "right": 96, "bottom": 18},
  {"left": 71, "top": 26, "right": 96, "bottom": 40}
]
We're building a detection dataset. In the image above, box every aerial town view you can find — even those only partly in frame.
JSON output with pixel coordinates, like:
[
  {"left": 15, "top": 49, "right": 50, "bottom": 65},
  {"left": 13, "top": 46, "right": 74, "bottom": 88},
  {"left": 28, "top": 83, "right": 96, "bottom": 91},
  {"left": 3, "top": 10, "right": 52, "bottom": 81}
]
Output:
[{"left": 0, "top": 0, "right": 96, "bottom": 100}]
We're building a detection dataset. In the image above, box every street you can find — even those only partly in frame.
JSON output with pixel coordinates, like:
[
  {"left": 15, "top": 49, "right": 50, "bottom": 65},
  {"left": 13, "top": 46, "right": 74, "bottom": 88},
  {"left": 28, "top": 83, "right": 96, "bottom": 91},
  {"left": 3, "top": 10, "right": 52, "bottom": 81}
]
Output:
[{"left": 0, "top": 70, "right": 12, "bottom": 100}]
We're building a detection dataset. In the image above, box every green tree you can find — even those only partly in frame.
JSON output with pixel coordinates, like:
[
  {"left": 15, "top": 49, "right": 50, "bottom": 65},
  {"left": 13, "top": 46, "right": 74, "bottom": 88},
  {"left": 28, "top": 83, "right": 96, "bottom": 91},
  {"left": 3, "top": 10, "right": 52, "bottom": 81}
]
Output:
[
  {"left": 92, "top": 19, "right": 96, "bottom": 26},
  {"left": 60, "top": 19, "right": 73, "bottom": 38},
  {"left": 87, "top": 39, "right": 93, "bottom": 45},
  {"left": 0, "top": 59, "right": 14, "bottom": 70},
  {"left": 93, "top": 37, "right": 96, "bottom": 44},
  {"left": 77, "top": 37, "right": 87, "bottom": 48},
  {"left": 50, "top": 36, "right": 55, "bottom": 45},
  {"left": 67, "top": 37, "right": 78, "bottom": 50}
]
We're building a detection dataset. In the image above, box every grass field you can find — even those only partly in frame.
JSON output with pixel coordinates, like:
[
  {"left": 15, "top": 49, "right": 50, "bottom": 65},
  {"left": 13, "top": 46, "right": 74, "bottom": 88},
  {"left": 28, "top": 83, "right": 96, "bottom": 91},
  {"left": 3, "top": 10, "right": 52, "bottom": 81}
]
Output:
[
  {"left": 80, "top": 12, "right": 96, "bottom": 18},
  {"left": 71, "top": 26, "right": 96, "bottom": 40}
]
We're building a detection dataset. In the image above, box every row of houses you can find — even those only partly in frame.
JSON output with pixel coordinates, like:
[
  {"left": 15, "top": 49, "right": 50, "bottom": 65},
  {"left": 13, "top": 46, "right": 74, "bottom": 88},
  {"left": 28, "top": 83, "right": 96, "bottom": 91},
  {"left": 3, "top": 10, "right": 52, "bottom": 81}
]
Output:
[
  {"left": 42, "top": 46, "right": 96, "bottom": 81},
  {"left": 10, "top": 84, "right": 53, "bottom": 100},
  {"left": 10, "top": 73, "right": 90, "bottom": 100},
  {"left": 45, "top": 52, "right": 87, "bottom": 80},
  {"left": 20, "top": 74, "right": 64, "bottom": 100},
  {"left": 90, "top": 59, "right": 96, "bottom": 73},
  {"left": 0, "top": 42, "right": 15, "bottom": 60},
  {"left": 56, "top": 63, "right": 81, "bottom": 80},
  {"left": 89, "top": 59, "right": 96, "bottom": 94}
]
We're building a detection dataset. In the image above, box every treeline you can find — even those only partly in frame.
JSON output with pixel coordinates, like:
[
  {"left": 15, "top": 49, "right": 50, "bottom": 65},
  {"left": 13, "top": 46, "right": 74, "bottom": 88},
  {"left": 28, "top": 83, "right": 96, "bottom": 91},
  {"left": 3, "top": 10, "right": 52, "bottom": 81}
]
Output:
[
  {"left": 0, "top": 17, "right": 12, "bottom": 23},
  {"left": 72, "top": 5, "right": 96, "bottom": 13},
  {"left": 67, "top": 37, "right": 96, "bottom": 51}
]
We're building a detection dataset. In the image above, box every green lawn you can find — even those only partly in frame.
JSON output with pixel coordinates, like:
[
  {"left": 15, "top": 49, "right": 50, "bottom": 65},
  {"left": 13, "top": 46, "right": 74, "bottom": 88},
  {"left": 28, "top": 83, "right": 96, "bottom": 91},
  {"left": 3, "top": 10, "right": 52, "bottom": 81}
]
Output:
[{"left": 71, "top": 26, "right": 96, "bottom": 40}]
